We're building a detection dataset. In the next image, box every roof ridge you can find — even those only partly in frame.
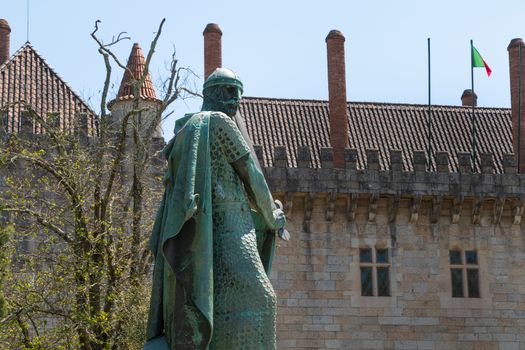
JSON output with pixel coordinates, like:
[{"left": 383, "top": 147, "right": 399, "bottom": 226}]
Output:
[
  {"left": 242, "top": 96, "right": 511, "bottom": 111},
  {"left": 243, "top": 96, "right": 327, "bottom": 104},
  {"left": 350, "top": 100, "right": 511, "bottom": 111},
  {"left": 0, "top": 41, "right": 30, "bottom": 71}
]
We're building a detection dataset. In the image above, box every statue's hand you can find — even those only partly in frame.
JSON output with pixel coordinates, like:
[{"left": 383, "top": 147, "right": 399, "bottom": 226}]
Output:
[
  {"left": 277, "top": 227, "right": 291, "bottom": 241},
  {"left": 269, "top": 208, "right": 290, "bottom": 241},
  {"left": 273, "top": 200, "right": 290, "bottom": 241},
  {"left": 270, "top": 208, "right": 286, "bottom": 230}
]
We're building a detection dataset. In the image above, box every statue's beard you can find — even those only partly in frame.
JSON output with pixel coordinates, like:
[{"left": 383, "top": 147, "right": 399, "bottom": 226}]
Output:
[{"left": 217, "top": 99, "right": 240, "bottom": 117}]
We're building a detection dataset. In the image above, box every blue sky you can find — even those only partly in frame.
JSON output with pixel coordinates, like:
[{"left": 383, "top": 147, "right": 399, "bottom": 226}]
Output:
[{"left": 3, "top": 0, "right": 525, "bottom": 138}]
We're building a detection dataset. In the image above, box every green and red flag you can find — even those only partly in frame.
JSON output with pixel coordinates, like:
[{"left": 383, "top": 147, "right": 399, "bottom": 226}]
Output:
[{"left": 472, "top": 45, "right": 492, "bottom": 77}]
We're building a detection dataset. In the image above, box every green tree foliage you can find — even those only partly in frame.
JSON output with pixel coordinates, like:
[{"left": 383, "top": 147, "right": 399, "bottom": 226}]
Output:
[
  {"left": 0, "top": 223, "right": 11, "bottom": 319},
  {"left": 0, "top": 19, "right": 194, "bottom": 350}
]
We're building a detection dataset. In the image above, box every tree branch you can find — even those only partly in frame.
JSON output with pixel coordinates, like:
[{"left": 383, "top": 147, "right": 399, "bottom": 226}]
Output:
[
  {"left": 136, "top": 19, "right": 166, "bottom": 91},
  {"left": 1, "top": 207, "right": 72, "bottom": 242},
  {"left": 101, "top": 107, "right": 147, "bottom": 217},
  {"left": 91, "top": 20, "right": 130, "bottom": 72}
]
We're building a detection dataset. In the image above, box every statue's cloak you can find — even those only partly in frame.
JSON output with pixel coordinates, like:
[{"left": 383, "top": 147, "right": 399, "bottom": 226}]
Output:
[
  {"left": 145, "top": 111, "right": 275, "bottom": 349},
  {"left": 146, "top": 111, "right": 213, "bottom": 349}
]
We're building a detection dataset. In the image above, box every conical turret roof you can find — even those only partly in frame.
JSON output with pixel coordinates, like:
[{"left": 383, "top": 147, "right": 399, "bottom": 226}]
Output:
[{"left": 113, "top": 43, "right": 159, "bottom": 103}]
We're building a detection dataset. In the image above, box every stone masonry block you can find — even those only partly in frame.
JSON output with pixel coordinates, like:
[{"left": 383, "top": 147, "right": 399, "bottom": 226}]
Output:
[
  {"left": 503, "top": 153, "right": 517, "bottom": 174},
  {"left": 481, "top": 152, "right": 494, "bottom": 174},
  {"left": 274, "top": 145, "right": 288, "bottom": 167},
  {"left": 390, "top": 149, "right": 403, "bottom": 171},
  {"left": 321, "top": 147, "right": 334, "bottom": 168},
  {"left": 297, "top": 146, "right": 312, "bottom": 168},
  {"left": 458, "top": 152, "right": 472, "bottom": 173},
  {"left": 366, "top": 149, "right": 380, "bottom": 170},
  {"left": 436, "top": 151, "right": 449, "bottom": 172},
  {"left": 413, "top": 150, "right": 427, "bottom": 171},
  {"left": 345, "top": 148, "right": 358, "bottom": 170}
]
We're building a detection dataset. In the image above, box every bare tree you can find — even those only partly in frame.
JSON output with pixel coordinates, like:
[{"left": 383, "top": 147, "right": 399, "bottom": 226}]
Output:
[{"left": 0, "top": 19, "right": 195, "bottom": 350}]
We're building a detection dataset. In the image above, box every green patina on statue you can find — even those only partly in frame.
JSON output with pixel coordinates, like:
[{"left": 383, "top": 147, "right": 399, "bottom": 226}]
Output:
[{"left": 144, "top": 68, "right": 288, "bottom": 350}]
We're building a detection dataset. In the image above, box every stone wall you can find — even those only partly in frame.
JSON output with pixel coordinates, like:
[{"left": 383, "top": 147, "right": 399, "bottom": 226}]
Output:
[{"left": 263, "top": 146, "right": 525, "bottom": 350}]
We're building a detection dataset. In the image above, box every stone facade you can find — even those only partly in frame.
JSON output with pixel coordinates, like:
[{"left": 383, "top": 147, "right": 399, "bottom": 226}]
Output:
[
  {"left": 3, "top": 16, "right": 525, "bottom": 349},
  {"left": 262, "top": 147, "right": 525, "bottom": 350}
]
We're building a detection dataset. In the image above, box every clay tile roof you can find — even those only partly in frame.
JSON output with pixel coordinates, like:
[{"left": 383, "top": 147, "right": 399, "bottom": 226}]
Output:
[
  {"left": 0, "top": 43, "right": 97, "bottom": 134},
  {"left": 115, "top": 43, "right": 158, "bottom": 101},
  {"left": 240, "top": 97, "right": 512, "bottom": 173}
]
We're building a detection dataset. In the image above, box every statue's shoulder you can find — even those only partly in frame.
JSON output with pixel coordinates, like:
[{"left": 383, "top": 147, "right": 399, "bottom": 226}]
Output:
[
  {"left": 162, "top": 112, "right": 207, "bottom": 159},
  {"left": 208, "top": 111, "right": 230, "bottom": 121},
  {"left": 208, "top": 112, "right": 237, "bottom": 129},
  {"left": 183, "top": 111, "right": 229, "bottom": 126}
]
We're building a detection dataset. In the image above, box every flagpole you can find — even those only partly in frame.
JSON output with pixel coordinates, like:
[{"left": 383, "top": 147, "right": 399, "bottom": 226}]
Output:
[
  {"left": 518, "top": 44, "right": 522, "bottom": 171},
  {"left": 427, "top": 38, "right": 432, "bottom": 171},
  {"left": 470, "top": 39, "right": 476, "bottom": 171},
  {"left": 27, "top": 0, "right": 30, "bottom": 42}
]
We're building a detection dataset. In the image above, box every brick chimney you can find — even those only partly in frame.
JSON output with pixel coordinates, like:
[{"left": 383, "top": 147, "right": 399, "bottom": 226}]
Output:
[
  {"left": 461, "top": 89, "right": 477, "bottom": 107},
  {"left": 326, "top": 30, "right": 350, "bottom": 168},
  {"left": 507, "top": 38, "right": 525, "bottom": 173},
  {"left": 0, "top": 19, "right": 11, "bottom": 66},
  {"left": 203, "top": 23, "right": 222, "bottom": 80}
]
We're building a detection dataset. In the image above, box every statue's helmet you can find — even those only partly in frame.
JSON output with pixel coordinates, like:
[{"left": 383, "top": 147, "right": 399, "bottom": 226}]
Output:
[{"left": 203, "top": 68, "right": 243, "bottom": 94}]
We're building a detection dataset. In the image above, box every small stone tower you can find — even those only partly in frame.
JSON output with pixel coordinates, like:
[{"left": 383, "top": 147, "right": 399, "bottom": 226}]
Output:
[
  {"left": 108, "top": 43, "right": 163, "bottom": 141},
  {"left": 107, "top": 42, "right": 164, "bottom": 186}
]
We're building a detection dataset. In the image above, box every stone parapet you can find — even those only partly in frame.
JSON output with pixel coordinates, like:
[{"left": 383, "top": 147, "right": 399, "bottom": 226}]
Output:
[
  {"left": 264, "top": 146, "right": 523, "bottom": 196},
  {"left": 262, "top": 145, "right": 525, "bottom": 227}
]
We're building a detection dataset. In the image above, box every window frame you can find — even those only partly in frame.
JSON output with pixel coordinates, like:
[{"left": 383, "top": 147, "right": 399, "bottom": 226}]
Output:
[
  {"left": 359, "top": 247, "right": 391, "bottom": 297},
  {"left": 449, "top": 249, "right": 480, "bottom": 298}
]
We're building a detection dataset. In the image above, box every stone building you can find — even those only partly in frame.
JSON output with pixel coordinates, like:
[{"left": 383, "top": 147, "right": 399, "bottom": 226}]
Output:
[
  {"left": 3, "top": 14, "right": 525, "bottom": 349},
  {"left": 0, "top": 19, "right": 97, "bottom": 136},
  {"left": 0, "top": 18, "right": 161, "bottom": 146},
  {"left": 203, "top": 24, "right": 525, "bottom": 349}
]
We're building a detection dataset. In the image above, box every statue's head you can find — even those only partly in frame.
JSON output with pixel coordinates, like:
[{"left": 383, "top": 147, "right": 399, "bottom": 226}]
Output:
[{"left": 202, "top": 68, "right": 243, "bottom": 117}]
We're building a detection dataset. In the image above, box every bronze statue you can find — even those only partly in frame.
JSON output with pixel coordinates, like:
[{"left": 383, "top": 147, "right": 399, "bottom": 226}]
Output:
[{"left": 145, "top": 68, "right": 288, "bottom": 349}]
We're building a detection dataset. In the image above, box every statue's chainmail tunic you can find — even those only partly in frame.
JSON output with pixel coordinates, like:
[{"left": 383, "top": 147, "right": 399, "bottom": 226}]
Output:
[{"left": 208, "top": 113, "right": 277, "bottom": 350}]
